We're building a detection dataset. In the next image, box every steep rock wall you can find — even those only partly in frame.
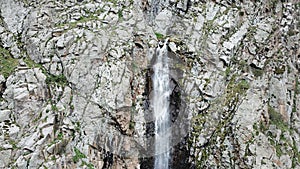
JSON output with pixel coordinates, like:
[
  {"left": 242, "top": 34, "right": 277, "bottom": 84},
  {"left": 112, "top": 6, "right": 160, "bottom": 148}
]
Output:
[{"left": 0, "top": 0, "right": 299, "bottom": 168}]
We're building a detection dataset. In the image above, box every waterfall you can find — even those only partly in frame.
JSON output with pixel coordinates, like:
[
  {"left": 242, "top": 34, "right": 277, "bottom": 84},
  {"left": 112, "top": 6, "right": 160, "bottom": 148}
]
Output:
[{"left": 153, "top": 39, "right": 171, "bottom": 169}]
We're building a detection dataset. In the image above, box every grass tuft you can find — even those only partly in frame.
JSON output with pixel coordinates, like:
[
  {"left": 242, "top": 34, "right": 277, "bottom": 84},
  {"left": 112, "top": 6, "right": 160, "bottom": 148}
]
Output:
[{"left": 0, "top": 47, "right": 18, "bottom": 78}]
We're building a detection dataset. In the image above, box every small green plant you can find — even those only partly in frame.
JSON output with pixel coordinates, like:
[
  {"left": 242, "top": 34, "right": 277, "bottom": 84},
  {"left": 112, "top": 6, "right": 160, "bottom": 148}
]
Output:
[
  {"left": 24, "top": 57, "right": 69, "bottom": 87},
  {"left": 51, "top": 156, "right": 57, "bottom": 161},
  {"left": 237, "top": 79, "right": 250, "bottom": 91},
  {"left": 293, "top": 78, "right": 299, "bottom": 112},
  {"left": 292, "top": 106, "right": 297, "bottom": 113},
  {"left": 23, "top": 57, "right": 43, "bottom": 69},
  {"left": 33, "top": 112, "right": 42, "bottom": 123},
  {"left": 9, "top": 140, "right": 18, "bottom": 149},
  {"left": 268, "top": 105, "right": 289, "bottom": 132},
  {"left": 43, "top": 115, "right": 48, "bottom": 123},
  {"left": 155, "top": 32, "right": 164, "bottom": 40},
  {"left": 57, "top": 132, "right": 63, "bottom": 140},
  {"left": 46, "top": 74, "right": 68, "bottom": 86},
  {"left": 73, "top": 148, "right": 86, "bottom": 163},
  {"left": 275, "top": 66, "right": 285, "bottom": 75},
  {"left": 118, "top": 9, "right": 123, "bottom": 19},
  {"left": 292, "top": 140, "right": 300, "bottom": 167},
  {"left": 75, "top": 122, "right": 81, "bottom": 132},
  {"left": 258, "top": 120, "right": 268, "bottom": 132},
  {"left": 129, "top": 121, "right": 135, "bottom": 130},
  {"left": 221, "top": 76, "right": 251, "bottom": 117},
  {"left": 275, "top": 144, "right": 283, "bottom": 157},
  {"left": 51, "top": 105, "right": 58, "bottom": 112},
  {"left": 252, "top": 67, "right": 264, "bottom": 77},
  {"left": 82, "top": 161, "right": 95, "bottom": 169},
  {"left": 224, "top": 67, "right": 231, "bottom": 77},
  {"left": 0, "top": 47, "right": 18, "bottom": 78},
  {"left": 86, "top": 163, "right": 95, "bottom": 169},
  {"left": 295, "top": 78, "right": 299, "bottom": 94},
  {"left": 253, "top": 122, "right": 258, "bottom": 130},
  {"left": 70, "top": 104, "right": 74, "bottom": 110}
]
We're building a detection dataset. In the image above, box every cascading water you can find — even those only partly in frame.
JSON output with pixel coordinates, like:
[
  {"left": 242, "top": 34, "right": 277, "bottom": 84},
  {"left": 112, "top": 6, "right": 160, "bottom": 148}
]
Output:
[{"left": 153, "top": 39, "right": 171, "bottom": 169}]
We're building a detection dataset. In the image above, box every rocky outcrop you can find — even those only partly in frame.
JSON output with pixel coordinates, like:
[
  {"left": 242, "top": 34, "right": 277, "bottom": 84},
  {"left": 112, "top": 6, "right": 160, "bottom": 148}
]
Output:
[{"left": 0, "top": 0, "right": 299, "bottom": 168}]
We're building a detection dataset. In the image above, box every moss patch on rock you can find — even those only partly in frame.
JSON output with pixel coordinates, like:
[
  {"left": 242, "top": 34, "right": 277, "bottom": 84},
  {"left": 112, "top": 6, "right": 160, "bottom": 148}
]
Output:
[{"left": 0, "top": 46, "right": 18, "bottom": 78}]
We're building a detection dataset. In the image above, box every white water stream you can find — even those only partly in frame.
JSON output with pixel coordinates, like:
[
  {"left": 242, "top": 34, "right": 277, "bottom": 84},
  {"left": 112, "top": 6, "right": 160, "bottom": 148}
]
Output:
[{"left": 153, "top": 40, "right": 171, "bottom": 169}]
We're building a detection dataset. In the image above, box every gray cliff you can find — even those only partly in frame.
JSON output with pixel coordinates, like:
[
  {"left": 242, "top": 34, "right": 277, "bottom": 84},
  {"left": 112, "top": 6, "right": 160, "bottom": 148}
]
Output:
[{"left": 0, "top": 0, "right": 299, "bottom": 168}]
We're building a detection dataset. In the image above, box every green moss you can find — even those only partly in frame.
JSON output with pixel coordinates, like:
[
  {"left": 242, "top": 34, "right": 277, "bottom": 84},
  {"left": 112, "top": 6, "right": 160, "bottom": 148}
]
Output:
[
  {"left": 268, "top": 105, "right": 282, "bottom": 123},
  {"left": 55, "top": 6, "right": 107, "bottom": 30},
  {"left": 239, "top": 11, "right": 245, "bottom": 16},
  {"left": 275, "top": 144, "right": 283, "bottom": 157},
  {"left": 78, "top": 15, "right": 98, "bottom": 22},
  {"left": 252, "top": 68, "right": 264, "bottom": 77},
  {"left": 57, "top": 132, "right": 63, "bottom": 140},
  {"left": 191, "top": 76, "right": 247, "bottom": 166},
  {"left": 237, "top": 79, "right": 250, "bottom": 91},
  {"left": 105, "top": 0, "right": 118, "bottom": 4},
  {"left": 292, "top": 77, "right": 300, "bottom": 113},
  {"left": 227, "top": 76, "right": 249, "bottom": 92},
  {"left": 48, "top": 131, "right": 65, "bottom": 147},
  {"left": 129, "top": 121, "right": 135, "bottom": 130},
  {"left": 203, "top": 78, "right": 210, "bottom": 89},
  {"left": 70, "top": 104, "right": 74, "bottom": 110},
  {"left": 51, "top": 156, "right": 57, "bottom": 161},
  {"left": 268, "top": 105, "right": 289, "bottom": 132},
  {"left": 155, "top": 32, "right": 164, "bottom": 40},
  {"left": 269, "top": 137, "right": 275, "bottom": 146},
  {"left": 268, "top": 136, "right": 283, "bottom": 157},
  {"left": 0, "top": 47, "right": 18, "bottom": 78},
  {"left": 239, "top": 60, "right": 247, "bottom": 67},
  {"left": 23, "top": 57, "right": 50, "bottom": 77},
  {"left": 46, "top": 74, "right": 68, "bottom": 86},
  {"left": 293, "top": 78, "right": 299, "bottom": 112},
  {"left": 292, "top": 139, "right": 300, "bottom": 168},
  {"left": 42, "top": 116, "right": 48, "bottom": 123},
  {"left": 75, "top": 122, "right": 81, "bottom": 132},
  {"left": 118, "top": 9, "right": 123, "bottom": 19},
  {"left": 259, "top": 120, "right": 268, "bottom": 132},
  {"left": 245, "top": 26, "right": 257, "bottom": 39},
  {"left": 33, "top": 112, "right": 42, "bottom": 123},
  {"left": 253, "top": 122, "right": 258, "bottom": 130},
  {"left": 8, "top": 140, "right": 18, "bottom": 150},
  {"left": 73, "top": 148, "right": 87, "bottom": 163},
  {"left": 86, "top": 163, "right": 95, "bottom": 169},
  {"left": 225, "top": 77, "right": 250, "bottom": 105},
  {"left": 295, "top": 78, "right": 299, "bottom": 95},
  {"left": 81, "top": 161, "right": 95, "bottom": 169},
  {"left": 224, "top": 67, "right": 231, "bottom": 77},
  {"left": 23, "top": 57, "right": 41, "bottom": 68},
  {"left": 292, "top": 107, "right": 297, "bottom": 113},
  {"left": 51, "top": 105, "right": 58, "bottom": 112}
]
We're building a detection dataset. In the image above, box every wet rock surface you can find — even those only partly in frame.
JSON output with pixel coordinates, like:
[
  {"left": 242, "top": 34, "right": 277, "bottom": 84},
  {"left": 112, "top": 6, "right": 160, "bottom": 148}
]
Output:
[{"left": 0, "top": 0, "right": 299, "bottom": 168}]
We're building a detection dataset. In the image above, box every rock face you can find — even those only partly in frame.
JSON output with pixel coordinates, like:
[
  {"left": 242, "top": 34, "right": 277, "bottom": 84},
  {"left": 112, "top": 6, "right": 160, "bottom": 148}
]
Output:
[{"left": 0, "top": 0, "right": 299, "bottom": 168}]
